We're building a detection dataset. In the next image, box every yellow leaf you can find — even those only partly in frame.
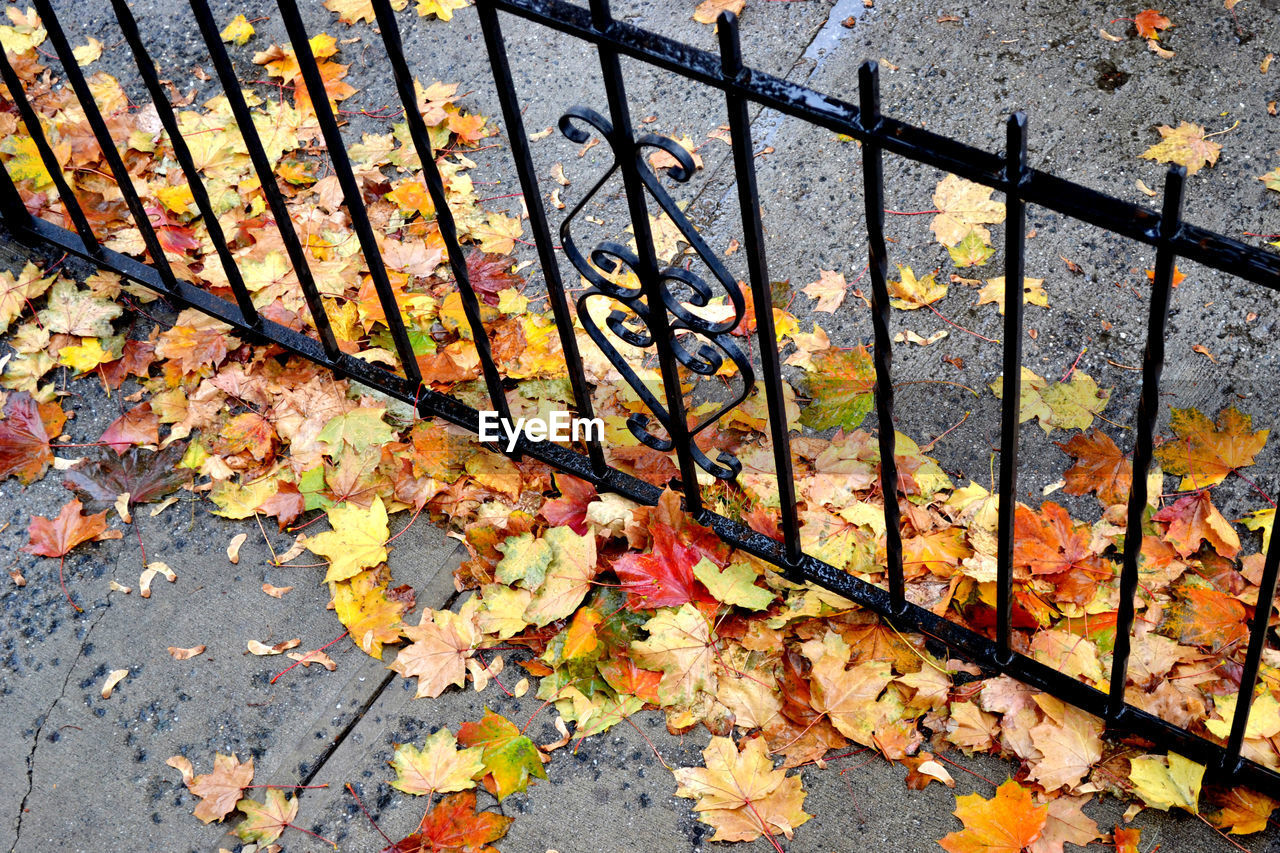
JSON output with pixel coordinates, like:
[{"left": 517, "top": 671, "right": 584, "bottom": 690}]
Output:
[
  {"left": 306, "top": 496, "right": 390, "bottom": 583},
  {"left": 1129, "top": 752, "right": 1204, "bottom": 813},
  {"left": 389, "top": 728, "right": 485, "bottom": 796},
  {"left": 156, "top": 184, "right": 195, "bottom": 216},
  {"left": 673, "top": 736, "right": 811, "bottom": 842},
  {"left": 415, "top": 0, "right": 470, "bottom": 20},
  {"left": 220, "top": 14, "right": 255, "bottom": 45},
  {"left": 977, "top": 276, "right": 1048, "bottom": 314},
  {"left": 1140, "top": 122, "right": 1222, "bottom": 175},
  {"left": 888, "top": 264, "right": 947, "bottom": 310},
  {"left": 58, "top": 337, "right": 112, "bottom": 374},
  {"left": 930, "top": 174, "right": 1006, "bottom": 247},
  {"left": 73, "top": 36, "right": 102, "bottom": 66},
  {"left": 333, "top": 569, "right": 408, "bottom": 659}
]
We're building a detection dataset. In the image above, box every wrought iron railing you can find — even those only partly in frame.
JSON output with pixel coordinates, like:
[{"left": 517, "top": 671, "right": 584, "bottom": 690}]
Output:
[{"left": 3, "top": 0, "right": 1280, "bottom": 793}]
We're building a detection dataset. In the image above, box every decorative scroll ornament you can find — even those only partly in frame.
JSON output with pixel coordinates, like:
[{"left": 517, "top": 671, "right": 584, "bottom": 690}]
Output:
[{"left": 557, "top": 107, "right": 754, "bottom": 480}]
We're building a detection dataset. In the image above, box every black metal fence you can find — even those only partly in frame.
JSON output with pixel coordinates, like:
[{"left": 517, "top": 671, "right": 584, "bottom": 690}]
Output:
[{"left": 3, "top": 0, "right": 1280, "bottom": 793}]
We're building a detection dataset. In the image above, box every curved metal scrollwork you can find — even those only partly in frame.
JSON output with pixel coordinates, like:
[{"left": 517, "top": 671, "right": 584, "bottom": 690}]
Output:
[{"left": 558, "top": 106, "right": 754, "bottom": 480}]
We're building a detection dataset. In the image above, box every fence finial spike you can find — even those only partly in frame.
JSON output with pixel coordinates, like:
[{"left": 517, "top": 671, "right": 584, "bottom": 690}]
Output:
[
  {"left": 857, "top": 60, "right": 880, "bottom": 133},
  {"left": 716, "top": 11, "right": 742, "bottom": 77}
]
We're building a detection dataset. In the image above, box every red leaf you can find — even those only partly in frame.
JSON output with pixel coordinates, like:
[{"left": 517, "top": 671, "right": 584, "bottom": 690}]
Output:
[
  {"left": 611, "top": 523, "right": 718, "bottom": 610},
  {"left": 0, "top": 391, "right": 54, "bottom": 484},
  {"left": 258, "top": 481, "right": 304, "bottom": 530},
  {"left": 100, "top": 402, "right": 159, "bottom": 455},
  {"left": 385, "top": 790, "right": 513, "bottom": 853},
  {"left": 23, "top": 499, "right": 119, "bottom": 558},
  {"left": 99, "top": 339, "right": 156, "bottom": 389},
  {"left": 466, "top": 250, "right": 521, "bottom": 306},
  {"left": 540, "top": 473, "right": 596, "bottom": 534}
]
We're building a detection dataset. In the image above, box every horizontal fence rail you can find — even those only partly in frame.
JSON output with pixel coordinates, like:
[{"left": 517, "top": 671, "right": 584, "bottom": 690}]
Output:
[{"left": 1, "top": 0, "right": 1279, "bottom": 796}]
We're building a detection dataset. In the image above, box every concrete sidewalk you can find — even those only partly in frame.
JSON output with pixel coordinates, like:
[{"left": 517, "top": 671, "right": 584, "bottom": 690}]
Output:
[{"left": 4, "top": 0, "right": 1280, "bottom": 851}]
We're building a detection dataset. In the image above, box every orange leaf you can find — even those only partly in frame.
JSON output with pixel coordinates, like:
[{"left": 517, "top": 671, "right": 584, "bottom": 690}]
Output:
[
  {"left": 1134, "top": 9, "right": 1172, "bottom": 39},
  {"left": 386, "top": 790, "right": 513, "bottom": 853},
  {"left": 1206, "top": 786, "right": 1279, "bottom": 835},
  {"left": 939, "top": 779, "right": 1048, "bottom": 853},
  {"left": 1057, "top": 430, "right": 1132, "bottom": 506},
  {"left": 23, "top": 498, "right": 119, "bottom": 558},
  {"left": 1163, "top": 584, "right": 1248, "bottom": 652},
  {"left": 1152, "top": 491, "right": 1240, "bottom": 558},
  {"left": 1154, "top": 405, "right": 1268, "bottom": 490},
  {"left": 1113, "top": 825, "right": 1141, "bottom": 853}
]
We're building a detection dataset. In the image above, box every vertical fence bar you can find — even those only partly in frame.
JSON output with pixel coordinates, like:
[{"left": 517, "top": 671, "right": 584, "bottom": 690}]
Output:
[
  {"left": 588, "top": 0, "right": 704, "bottom": 516},
  {"left": 0, "top": 49, "right": 81, "bottom": 239},
  {"left": 858, "top": 61, "right": 905, "bottom": 609},
  {"left": 109, "top": 0, "right": 259, "bottom": 328},
  {"left": 275, "top": 0, "right": 423, "bottom": 387},
  {"left": 994, "top": 113, "right": 1028, "bottom": 659},
  {"left": 717, "top": 13, "right": 800, "bottom": 565},
  {"left": 187, "top": 0, "right": 340, "bottom": 358},
  {"left": 371, "top": 0, "right": 511, "bottom": 430},
  {"left": 1107, "top": 165, "right": 1185, "bottom": 720},
  {"left": 1225, "top": 509, "right": 1280, "bottom": 773},
  {"left": 31, "top": 0, "right": 180, "bottom": 290},
  {"left": 475, "top": 0, "right": 607, "bottom": 475}
]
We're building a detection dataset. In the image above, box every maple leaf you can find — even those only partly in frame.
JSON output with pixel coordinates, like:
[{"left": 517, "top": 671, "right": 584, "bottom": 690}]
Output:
[
  {"left": 324, "top": 0, "right": 408, "bottom": 23},
  {"left": 938, "top": 779, "right": 1047, "bottom": 853},
  {"left": 1028, "top": 795, "right": 1101, "bottom": 853},
  {"left": 521, "top": 525, "right": 597, "bottom": 626},
  {"left": 612, "top": 523, "right": 717, "bottom": 610},
  {"left": 456, "top": 709, "right": 547, "bottom": 801},
  {"left": 1057, "top": 430, "right": 1131, "bottom": 505},
  {"left": 888, "top": 264, "right": 947, "bottom": 309},
  {"left": 540, "top": 472, "right": 597, "bottom": 534},
  {"left": 802, "top": 269, "right": 848, "bottom": 313},
  {"left": 1153, "top": 405, "right": 1267, "bottom": 490},
  {"left": 977, "top": 276, "right": 1048, "bottom": 314},
  {"left": 798, "top": 346, "right": 876, "bottom": 431},
  {"left": 390, "top": 604, "right": 478, "bottom": 698},
  {"left": 0, "top": 391, "right": 54, "bottom": 483},
  {"left": 23, "top": 499, "right": 119, "bottom": 558},
  {"left": 810, "top": 654, "right": 894, "bottom": 745},
  {"left": 100, "top": 402, "right": 159, "bottom": 454},
  {"left": 234, "top": 788, "right": 297, "bottom": 844},
  {"left": 216, "top": 412, "right": 276, "bottom": 461},
  {"left": 390, "top": 728, "right": 485, "bottom": 797},
  {"left": 386, "top": 790, "right": 513, "bottom": 853},
  {"left": 219, "top": 13, "right": 254, "bottom": 44},
  {"left": 930, "top": 174, "right": 1007, "bottom": 247},
  {"left": 1026, "top": 696, "right": 1104, "bottom": 792},
  {"left": 183, "top": 753, "right": 254, "bottom": 824},
  {"left": 38, "top": 277, "right": 122, "bottom": 337},
  {"left": 0, "top": 262, "right": 55, "bottom": 334},
  {"left": 1152, "top": 491, "right": 1240, "bottom": 558},
  {"left": 416, "top": 0, "right": 470, "bottom": 21},
  {"left": 631, "top": 603, "right": 717, "bottom": 709},
  {"left": 1140, "top": 122, "right": 1221, "bottom": 176},
  {"left": 1114, "top": 825, "right": 1141, "bottom": 853},
  {"left": 62, "top": 443, "right": 189, "bottom": 510},
  {"left": 465, "top": 250, "right": 522, "bottom": 307},
  {"left": 1134, "top": 9, "right": 1172, "bottom": 39},
  {"left": 306, "top": 495, "right": 390, "bottom": 583},
  {"left": 991, "top": 369, "right": 1110, "bottom": 434},
  {"left": 1206, "top": 786, "right": 1279, "bottom": 835},
  {"left": 1260, "top": 168, "right": 1280, "bottom": 193},
  {"left": 1162, "top": 584, "right": 1248, "bottom": 652},
  {"left": 316, "top": 407, "right": 396, "bottom": 455},
  {"left": 948, "top": 229, "right": 995, "bottom": 267},
  {"left": 333, "top": 569, "right": 410, "bottom": 659},
  {"left": 692, "top": 558, "right": 775, "bottom": 610},
  {"left": 673, "top": 736, "right": 811, "bottom": 843},
  {"left": 1128, "top": 752, "right": 1204, "bottom": 813}
]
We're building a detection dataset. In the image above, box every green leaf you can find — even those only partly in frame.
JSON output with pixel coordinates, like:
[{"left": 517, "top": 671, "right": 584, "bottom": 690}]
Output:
[
  {"left": 692, "top": 558, "right": 775, "bottom": 610},
  {"left": 456, "top": 709, "right": 547, "bottom": 801},
  {"left": 799, "top": 346, "right": 876, "bottom": 431},
  {"left": 316, "top": 407, "right": 397, "bottom": 455}
]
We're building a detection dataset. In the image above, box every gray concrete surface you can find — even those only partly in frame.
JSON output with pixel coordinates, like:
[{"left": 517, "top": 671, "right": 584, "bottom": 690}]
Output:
[{"left": 4, "top": 0, "right": 1280, "bottom": 850}]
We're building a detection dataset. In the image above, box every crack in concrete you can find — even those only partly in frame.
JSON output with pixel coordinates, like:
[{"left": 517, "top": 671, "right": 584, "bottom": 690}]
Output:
[{"left": 9, "top": 554, "right": 124, "bottom": 853}]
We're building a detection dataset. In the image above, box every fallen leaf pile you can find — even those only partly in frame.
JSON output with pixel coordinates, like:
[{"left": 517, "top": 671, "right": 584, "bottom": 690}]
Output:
[{"left": 2, "top": 6, "right": 1279, "bottom": 852}]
